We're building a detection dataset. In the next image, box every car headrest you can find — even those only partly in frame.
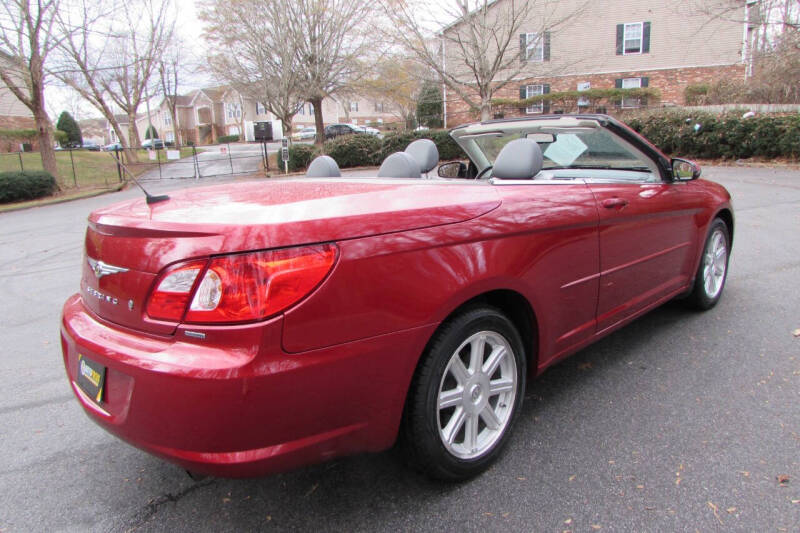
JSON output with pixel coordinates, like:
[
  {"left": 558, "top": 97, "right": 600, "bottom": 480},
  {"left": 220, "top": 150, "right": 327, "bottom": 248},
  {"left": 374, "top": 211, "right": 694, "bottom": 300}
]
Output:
[
  {"left": 305, "top": 155, "right": 341, "bottom": 177},
  {"left": 492, "top": 138, "right": 543, "bottom": 180},
  {"left": 377, "top": 152, "right": 421, "bottom": 178},
  {"left": 404, "top": 139, "right": 439, "bottom": 173}
]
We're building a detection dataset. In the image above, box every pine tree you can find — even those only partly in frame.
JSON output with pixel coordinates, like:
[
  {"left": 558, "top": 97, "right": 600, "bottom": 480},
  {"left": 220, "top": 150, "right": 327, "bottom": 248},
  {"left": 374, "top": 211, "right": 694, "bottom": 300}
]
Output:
[
  {"left": 144, "top": 125, "right": 159, "bottom": 139},
  {"left": 416, "top": 82, "right": 443, "bottom": 129},
  {"left": 56, "top": 111, "right": 82, "bottom": 147}
]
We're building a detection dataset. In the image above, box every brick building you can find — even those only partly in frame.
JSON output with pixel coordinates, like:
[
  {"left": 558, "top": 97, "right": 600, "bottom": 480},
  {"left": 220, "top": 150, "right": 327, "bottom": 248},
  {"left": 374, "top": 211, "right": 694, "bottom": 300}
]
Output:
[
  {"left": 0, "top": 54, "right": 37, "bottom": 152},
  {"left": 443, "top": 0, "right": 752, "bottom": 125}
]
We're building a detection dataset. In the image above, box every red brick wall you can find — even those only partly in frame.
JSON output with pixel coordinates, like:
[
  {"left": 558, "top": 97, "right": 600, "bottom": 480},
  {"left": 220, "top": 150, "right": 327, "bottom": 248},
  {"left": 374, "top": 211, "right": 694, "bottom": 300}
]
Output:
[
  {"left": 445, "top": 64, "right": 747, "bottom": 126},
  {"left": 0, "top": 115, "right": 39, "bottom": 152}
]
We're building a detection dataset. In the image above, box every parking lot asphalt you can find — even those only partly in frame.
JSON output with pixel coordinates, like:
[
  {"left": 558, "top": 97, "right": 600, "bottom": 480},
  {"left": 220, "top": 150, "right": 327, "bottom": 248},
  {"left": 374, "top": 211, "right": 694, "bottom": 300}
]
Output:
[{"left": 0, "top": 166, "right": 798, "bottom": 532}]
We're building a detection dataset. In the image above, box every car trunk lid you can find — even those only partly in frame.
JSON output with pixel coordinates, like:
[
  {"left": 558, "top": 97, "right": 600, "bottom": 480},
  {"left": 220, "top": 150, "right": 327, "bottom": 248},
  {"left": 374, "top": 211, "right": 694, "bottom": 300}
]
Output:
[{"left": 81, "top": 178, "right": 500, "bottom": 334}]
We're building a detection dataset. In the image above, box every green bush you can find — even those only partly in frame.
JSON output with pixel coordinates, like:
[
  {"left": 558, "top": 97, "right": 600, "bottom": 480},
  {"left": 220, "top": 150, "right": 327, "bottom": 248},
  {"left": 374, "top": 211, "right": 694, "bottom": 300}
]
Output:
[
  {"left": 0, "top": 129, "right": 38, "bottom": 140},
  {"left": 379, "top": 130, "right": 466, "bottom": 162},
  {"left": 283, "top": 129, "right": 469, "bottom": 172},
  {"left": 626, "top": 110, "right": 800, "bottom": 160},
  {"left": 217, "top": 134, "right": 240, "bottom": 143},
  {"left": 54, "top": 130, "right": 68, "bottom": 145},
  {"left": 684, "top": 84, "right": 710, "bottom": 105},
  {"left": 286, "top": 143, "right": 319, "bottom": 172},
  {"left": 324, "top": 133, "right": 382, "bottom": 168},
  {"left": 0, "top": 171, "right": 58, "bottom": 203}
]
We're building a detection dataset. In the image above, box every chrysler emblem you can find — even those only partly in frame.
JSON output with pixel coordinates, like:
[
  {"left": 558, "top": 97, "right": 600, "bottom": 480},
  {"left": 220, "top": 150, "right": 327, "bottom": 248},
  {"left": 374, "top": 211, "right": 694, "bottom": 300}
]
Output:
[{"left": 87, "top": 257, "right": 129, "bottom": 279}]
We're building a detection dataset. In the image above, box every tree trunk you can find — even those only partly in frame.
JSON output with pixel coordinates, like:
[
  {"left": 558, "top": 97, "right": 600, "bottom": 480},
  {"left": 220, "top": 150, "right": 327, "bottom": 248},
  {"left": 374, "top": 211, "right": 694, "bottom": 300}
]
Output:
[
  {"left": 128, "top": 113, "right": 142, "bottom": 151},
  {"left": 170, "top": 106, "right": 180, "bottom": 147},
  {"left": 278, "top": 113, "right": 293, "bottom": 136},
  {"left": 34, "top": 110, "right": 60, "bottom": 186},
  {"left": 311, "top": 97, "right": 325, "bottom": 147},
  {"left": 480, "top": 98, "right": 491, "bottom": 121}
]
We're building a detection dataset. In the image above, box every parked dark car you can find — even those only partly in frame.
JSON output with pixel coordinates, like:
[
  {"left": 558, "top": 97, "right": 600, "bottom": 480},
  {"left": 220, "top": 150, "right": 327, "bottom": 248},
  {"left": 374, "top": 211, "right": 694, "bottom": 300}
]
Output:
[
  {"left": 141, "top": 139, "right": 164, "bottom": 149},
  {"left": 81, "top": 141, "right": 101, "bottom": 151},
  {"left": 61, "top": 114, "right": 733, "bottom": 481},
  {"left": 324, "top": 123, "right": 370, "bottom": 139}
]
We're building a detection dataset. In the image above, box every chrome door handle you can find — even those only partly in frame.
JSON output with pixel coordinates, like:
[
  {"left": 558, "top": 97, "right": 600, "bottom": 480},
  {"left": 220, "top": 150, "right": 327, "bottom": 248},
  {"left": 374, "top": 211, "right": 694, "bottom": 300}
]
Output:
[{"left": 602, "top": 198, "right": 629, "bottom": 209}]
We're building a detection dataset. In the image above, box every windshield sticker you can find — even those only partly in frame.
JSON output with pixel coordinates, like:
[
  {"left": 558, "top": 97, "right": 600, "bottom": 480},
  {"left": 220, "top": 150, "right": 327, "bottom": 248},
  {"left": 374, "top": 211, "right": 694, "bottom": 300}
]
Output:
[{"left": 543, "top": 134, "right": 588, "bottom": 167}]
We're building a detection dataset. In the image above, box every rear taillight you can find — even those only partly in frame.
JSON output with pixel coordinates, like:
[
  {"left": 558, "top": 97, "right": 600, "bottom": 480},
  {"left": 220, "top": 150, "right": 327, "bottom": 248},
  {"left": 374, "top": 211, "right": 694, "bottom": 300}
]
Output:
[
  {"left": 145, "top": 244, "right": 337, "bottom": 324},
  {"left": 145, "top": 260, "right": 206, "bottom": 321}
]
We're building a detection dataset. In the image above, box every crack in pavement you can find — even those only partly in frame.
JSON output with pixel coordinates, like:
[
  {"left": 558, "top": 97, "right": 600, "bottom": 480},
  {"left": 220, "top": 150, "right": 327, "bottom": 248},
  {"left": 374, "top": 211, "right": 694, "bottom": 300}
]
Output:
[
  {"left": 118, "top": 477, "right": 217, "bottom": 532},
  {"left": 0, "top": 394, "right": 75, "bottom": 416}
]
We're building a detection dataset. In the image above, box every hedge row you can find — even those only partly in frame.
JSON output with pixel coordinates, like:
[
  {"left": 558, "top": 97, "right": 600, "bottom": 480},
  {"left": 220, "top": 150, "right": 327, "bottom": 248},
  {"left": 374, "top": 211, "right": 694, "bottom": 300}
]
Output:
[
  {"left": 286, "top": 130, "right": 467, "bottom": 172},
  {"left": 493, "top": 87, "right": 661, "bottom": 109},
  {"left": 217, "top": 134, "right": 240, "bottom": 143},
  {"left": 0, "top": 171, "right": 58, "bottom": 203},
  {"left": 626, "top": 110, "right": 800, "bottom": 159},
  {"left": 0, "top": 129, "right": 67, "bottom": 144}
]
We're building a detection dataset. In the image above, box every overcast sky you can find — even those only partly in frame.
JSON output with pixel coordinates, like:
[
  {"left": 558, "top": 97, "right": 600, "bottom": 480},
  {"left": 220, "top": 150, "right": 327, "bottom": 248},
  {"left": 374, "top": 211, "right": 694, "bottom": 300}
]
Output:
[
  {"left": 45, "top": 0, "right": 453, "bottom": 123},
  {"left": 46, "top": 0, "right": 210, "bottom": 121}
]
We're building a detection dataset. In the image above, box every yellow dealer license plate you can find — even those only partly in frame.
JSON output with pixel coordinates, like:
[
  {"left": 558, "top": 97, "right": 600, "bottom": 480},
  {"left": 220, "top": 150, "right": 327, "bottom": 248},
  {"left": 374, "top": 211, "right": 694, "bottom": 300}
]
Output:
[{"left": 77, "top": 354, "right": 106, "bottom": 404}]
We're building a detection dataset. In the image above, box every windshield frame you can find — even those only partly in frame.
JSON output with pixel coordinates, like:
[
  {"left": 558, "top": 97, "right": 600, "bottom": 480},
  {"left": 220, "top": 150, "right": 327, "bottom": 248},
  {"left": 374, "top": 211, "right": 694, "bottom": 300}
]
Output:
[{"left": 449, "top": 115, "right": 672, "bottom": 182}]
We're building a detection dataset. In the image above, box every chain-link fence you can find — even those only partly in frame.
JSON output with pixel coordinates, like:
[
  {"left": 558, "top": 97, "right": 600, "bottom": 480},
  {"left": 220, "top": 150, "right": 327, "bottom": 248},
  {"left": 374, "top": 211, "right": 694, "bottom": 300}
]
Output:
[{"left": 0, "top": 143, "right": 272, "bottom": 190}]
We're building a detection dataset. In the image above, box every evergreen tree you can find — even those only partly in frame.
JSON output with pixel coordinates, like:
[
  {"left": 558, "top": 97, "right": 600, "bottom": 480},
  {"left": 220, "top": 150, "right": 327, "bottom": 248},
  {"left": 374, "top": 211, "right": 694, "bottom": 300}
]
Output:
[
  {"left": 56, "top": 111, "right": 82, "bottom": 147},
  {"left": 416, "top": 81, "right": 443, "bottom": 129},
  {"left": 144, "top": 125, "right": 159, "bottom": 139}
]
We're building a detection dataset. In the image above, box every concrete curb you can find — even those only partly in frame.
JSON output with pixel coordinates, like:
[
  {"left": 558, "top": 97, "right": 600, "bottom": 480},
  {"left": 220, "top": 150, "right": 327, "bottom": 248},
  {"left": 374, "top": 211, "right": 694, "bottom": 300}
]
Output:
[{"left": 0, "top": 182, "right": 126, "bottom": 214}]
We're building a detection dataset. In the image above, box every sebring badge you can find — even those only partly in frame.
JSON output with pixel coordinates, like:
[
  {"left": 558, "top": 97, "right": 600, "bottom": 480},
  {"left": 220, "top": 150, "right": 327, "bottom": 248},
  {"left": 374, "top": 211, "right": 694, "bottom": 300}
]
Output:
[{"left": 87, "top": 257, "right": 129, "bottom": 279}]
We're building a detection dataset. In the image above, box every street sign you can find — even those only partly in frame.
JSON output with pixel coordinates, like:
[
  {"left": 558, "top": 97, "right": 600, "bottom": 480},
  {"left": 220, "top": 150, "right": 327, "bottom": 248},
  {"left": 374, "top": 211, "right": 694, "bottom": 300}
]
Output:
[
  {"left": 281, "top": 138, "right": 289, "bottom": 174},
  {"left": 254, "top": 121, "right": 273, "bottom": 141}
]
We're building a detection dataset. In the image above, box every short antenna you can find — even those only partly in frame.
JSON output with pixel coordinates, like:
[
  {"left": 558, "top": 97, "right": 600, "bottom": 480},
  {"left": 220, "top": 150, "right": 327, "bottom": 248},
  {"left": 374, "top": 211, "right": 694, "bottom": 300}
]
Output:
[{"left": 111, "top": 152, "right": 170, "bottom": 204}]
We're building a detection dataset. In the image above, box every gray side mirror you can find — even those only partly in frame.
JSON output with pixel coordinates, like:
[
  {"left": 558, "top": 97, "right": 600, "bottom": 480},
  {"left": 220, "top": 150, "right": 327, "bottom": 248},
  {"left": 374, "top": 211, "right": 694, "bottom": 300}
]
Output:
[
  {"left": 438, "top": 161, "right": 467, "bottom": 178},
  {"left": 672, "top": 158, "right": 701, "bottom": 181}
]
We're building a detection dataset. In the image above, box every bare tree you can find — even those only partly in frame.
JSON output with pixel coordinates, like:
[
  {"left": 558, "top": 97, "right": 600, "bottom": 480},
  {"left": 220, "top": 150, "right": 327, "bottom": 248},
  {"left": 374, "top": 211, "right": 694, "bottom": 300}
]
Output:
[
  {"left": 383, "top": 0, "right": 586, "bottom": 121},
  {"left": 54, "top": 0, "right": 174, "bottom": 161},
  {"left": 687, "top": 0, "right": 798, "bottom": 70},
  {"left": 202, "top": 0, "right": 375, "bottom": 144},
  {"left": 0, "top": 0, "right": 63, "bottom": 180},
  {"left": 360, "top": 56, "right": 426, "bottom": 128},
  {"left": 157, "top": 38, "right": 185, "bottom": 146},
  {"left": 686, "top": 0, "right": 799, "bottom": 95},
  {"left": 284, "top": 0, "right": 378, "bottom": 145},
  {"left": 201, "top": 0, "right": 303, "bottom": 136}
]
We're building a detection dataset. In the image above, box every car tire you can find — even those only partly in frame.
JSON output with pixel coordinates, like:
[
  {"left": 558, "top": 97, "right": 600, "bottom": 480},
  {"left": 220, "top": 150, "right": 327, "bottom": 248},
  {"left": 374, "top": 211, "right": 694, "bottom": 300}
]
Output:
[
  {"left": 401, "top": 306, "right": 526, "bottom": 481},
  {"left": 686, "top": 218, "right": 730, "bottom": 310}
]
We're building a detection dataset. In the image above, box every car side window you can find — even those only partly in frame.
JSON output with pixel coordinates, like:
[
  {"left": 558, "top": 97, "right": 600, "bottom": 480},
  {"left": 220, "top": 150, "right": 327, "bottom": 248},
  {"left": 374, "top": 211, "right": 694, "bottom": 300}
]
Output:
[{"left": 541, "top": 129, "right": 660, "bottom": 183}]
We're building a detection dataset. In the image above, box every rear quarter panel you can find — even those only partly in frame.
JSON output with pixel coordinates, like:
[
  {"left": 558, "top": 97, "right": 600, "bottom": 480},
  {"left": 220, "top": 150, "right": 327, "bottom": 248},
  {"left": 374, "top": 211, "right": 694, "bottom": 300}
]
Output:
[{"left": 282, "top": 183, "right": 601, "bottom": 375}]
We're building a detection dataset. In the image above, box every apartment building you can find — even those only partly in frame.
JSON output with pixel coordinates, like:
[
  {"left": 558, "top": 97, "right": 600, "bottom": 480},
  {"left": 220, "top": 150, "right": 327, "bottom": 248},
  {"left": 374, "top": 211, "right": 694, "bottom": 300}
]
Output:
[
  {"left": 0, "top": 54, "right": 37, "bottom": 151},
  {"left": 443, "top": 0, "right": 750, "bottom": 124}
]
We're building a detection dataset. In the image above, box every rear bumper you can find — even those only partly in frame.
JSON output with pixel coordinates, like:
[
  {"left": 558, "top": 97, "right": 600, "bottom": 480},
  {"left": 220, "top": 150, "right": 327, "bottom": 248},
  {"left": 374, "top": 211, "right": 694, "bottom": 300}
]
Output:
[{"left": 60, "top": 294, "right": 433, "bottom": 477}]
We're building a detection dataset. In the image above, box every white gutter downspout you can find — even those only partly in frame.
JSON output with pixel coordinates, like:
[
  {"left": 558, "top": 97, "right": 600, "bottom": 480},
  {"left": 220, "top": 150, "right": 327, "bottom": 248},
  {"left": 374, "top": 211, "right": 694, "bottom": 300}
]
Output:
[{"left": 441, "top": 36, "right": 447, "bottom": 129}]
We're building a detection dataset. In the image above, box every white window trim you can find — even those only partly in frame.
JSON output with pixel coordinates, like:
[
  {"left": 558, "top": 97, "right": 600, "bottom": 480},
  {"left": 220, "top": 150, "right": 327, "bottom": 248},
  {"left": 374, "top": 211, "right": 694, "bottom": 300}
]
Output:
[
  {"left": 623, "top": 22, "right": 643, "bottom": 55},
  {"left": 621, "top": 77, "right": 643, "bottom": 108},
  {"left": 525, "top": 32, "right": 544, "bottom": 62},
  {"left": 525, "top": 84, "right": 544, "bottom": 114},
  {"left": 165, "top": 131, "right": 175, "bottom": 142},
  {"left": 225, "top": 102, "right": 242, "bottom": 120}
]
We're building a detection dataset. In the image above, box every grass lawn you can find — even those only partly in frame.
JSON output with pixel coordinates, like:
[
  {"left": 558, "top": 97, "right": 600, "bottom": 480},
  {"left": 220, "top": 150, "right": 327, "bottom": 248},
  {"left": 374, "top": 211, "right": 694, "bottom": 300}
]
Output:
[{"left": 0, "top": 147, "right": 197, "bottom": 189}]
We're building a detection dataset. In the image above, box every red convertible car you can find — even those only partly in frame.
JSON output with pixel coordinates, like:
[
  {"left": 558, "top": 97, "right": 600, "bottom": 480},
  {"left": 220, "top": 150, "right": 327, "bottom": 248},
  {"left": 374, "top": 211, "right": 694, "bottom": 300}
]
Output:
[{"left": 61, "top": 115, "right": 733, "bottom": 480}]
